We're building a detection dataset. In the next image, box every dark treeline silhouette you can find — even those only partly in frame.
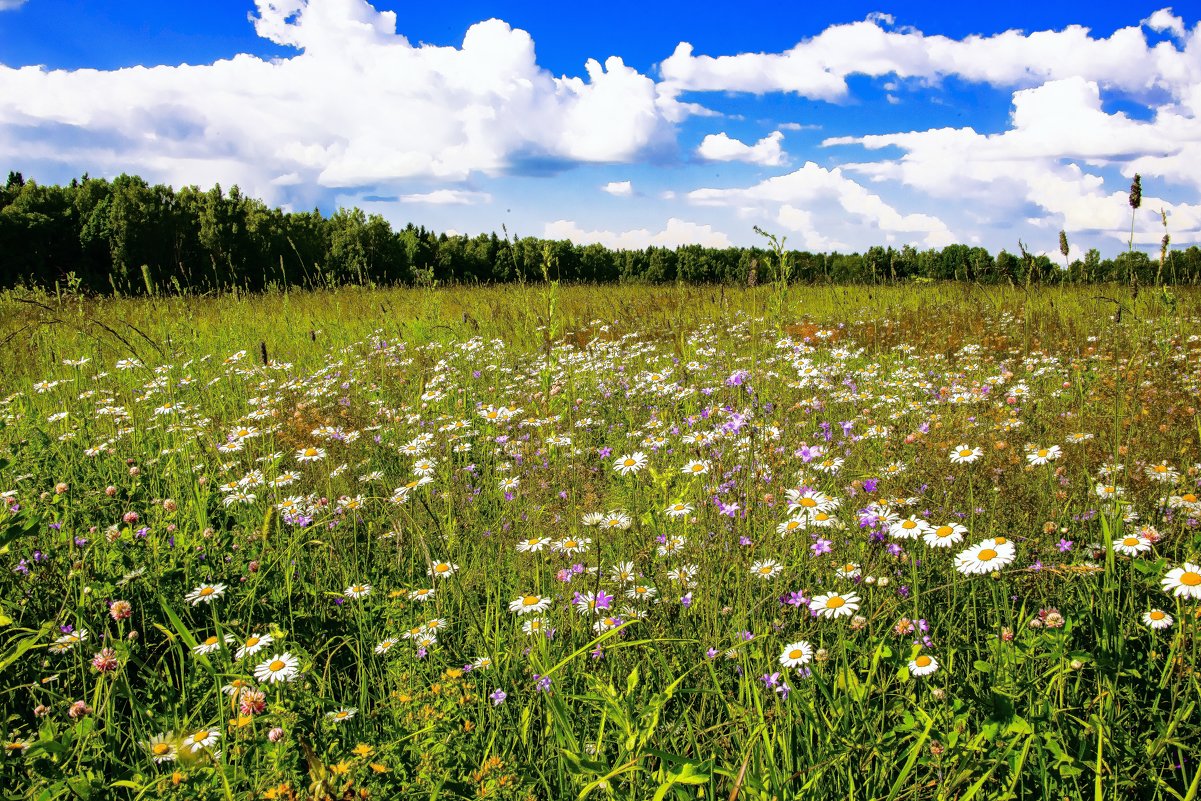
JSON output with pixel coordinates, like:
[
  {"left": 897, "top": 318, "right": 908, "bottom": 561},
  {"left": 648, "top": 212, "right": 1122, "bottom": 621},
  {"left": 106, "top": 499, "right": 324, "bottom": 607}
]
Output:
[{"left": 3, "top": 171, "right": 1197, "bottom": 294}]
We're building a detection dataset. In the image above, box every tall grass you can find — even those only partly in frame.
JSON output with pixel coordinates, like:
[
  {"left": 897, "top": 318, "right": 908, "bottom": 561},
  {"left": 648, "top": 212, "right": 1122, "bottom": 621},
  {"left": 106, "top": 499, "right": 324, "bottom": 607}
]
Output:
[{"left": 0, "top": 282, "right": 1198, "bottom": 800}]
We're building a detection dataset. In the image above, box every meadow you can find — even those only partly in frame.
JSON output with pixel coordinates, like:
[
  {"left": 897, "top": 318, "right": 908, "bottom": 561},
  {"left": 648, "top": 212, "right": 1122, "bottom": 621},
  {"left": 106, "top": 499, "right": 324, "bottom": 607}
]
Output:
[{"left": 1, "top": 281, "right": 1200, "bottom": 800}]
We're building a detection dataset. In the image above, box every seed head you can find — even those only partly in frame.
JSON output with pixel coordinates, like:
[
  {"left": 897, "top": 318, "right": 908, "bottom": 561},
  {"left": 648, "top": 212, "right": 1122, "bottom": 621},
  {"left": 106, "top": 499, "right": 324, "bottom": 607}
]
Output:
[{"left": 1129, "top": 174, "right": 1142, "bottom": 210}]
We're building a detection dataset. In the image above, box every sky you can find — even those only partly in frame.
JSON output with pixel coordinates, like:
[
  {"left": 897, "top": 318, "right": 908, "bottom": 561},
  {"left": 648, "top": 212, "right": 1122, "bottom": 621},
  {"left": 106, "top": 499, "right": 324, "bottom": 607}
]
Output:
[{"left": 1, "top": 0, "right": 1199, "bottom": 257}]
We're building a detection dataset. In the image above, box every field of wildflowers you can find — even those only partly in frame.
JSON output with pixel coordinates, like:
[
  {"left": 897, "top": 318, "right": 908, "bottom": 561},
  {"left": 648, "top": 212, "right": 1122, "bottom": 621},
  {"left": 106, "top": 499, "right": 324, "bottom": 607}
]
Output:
[{"left": 1, "top": 282, "right": 1199, "bottom": 799}]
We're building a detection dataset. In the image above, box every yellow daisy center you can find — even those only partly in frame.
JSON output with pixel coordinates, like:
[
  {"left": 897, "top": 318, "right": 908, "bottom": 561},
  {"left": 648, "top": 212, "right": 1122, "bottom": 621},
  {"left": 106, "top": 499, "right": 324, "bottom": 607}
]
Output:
[
  {"left": 902, "top": 520, "right": 916, "bottom": 529},
  {"left": 994, "top": 537, "right": 1007, "bottom": 544},
  {"left": 522, "top": 595, "right": 541, "bottom": 606},
  {"left": 268, "top": 660, "right": 286, "bottom": 672},
  {"left": 564, "top": 541, "right": 577, "bottom": 548},
  {"left": 203, "top": 636, "right": 218, "bottom": 646},
  {"left": 915, "top": 655, "right": 932, "bottom": 668},
  {"left": 199, "top": 587, "right": 214, "bottom": 596},
  {"left": 435, "top": 564, "right": 449, "bottom": 572},
  {"left": 153, "top": 743, "right": 170, "bottom": 755},
  {"left": 800, "top": 498, "right": 817, "bottom": 507},
  {"left": 1122, "top": 537, "right": 1140, "bottom": 547},
  {"left": 959, "top": 449, "right": 972, "bottom": 457},
  {"left": 1150, "top": 610, "right": 1166, "bottom": 620},
  {"left": 1154, "top": 465, "right": 1167, "bottom": 472},
  {"left": 788, "top": 649, "right": 804, "bottom": 659},
  {"left": 978, "top": 549, "right": 998, "bottom": 561},
  {"left": 1037, "top": 449, "right": 1048, "bottom": 457},
  {"left": 1181, "top": 571, "right": 1201, "bottom": 587},
  {"left": 935, "top": 526, "right": 953, "bottom": 538},
  {"left": 1183, "top": 494, "right": 1197, "bottom": 503},
  {"left": 826, "top": 597, "right": 846, "bottom": 609},
  {"left": 623, "top": 459, "right": 635, "bottom": 467},
  {"left": 245, "top": 637, "right": 259, "bottom": 647}
]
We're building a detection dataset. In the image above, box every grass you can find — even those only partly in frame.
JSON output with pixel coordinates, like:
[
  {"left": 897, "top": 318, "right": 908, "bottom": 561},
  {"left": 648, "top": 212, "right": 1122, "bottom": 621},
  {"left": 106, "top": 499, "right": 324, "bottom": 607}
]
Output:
[{"left": 0, "top": 281, "right": 1199, "bottom": 800}]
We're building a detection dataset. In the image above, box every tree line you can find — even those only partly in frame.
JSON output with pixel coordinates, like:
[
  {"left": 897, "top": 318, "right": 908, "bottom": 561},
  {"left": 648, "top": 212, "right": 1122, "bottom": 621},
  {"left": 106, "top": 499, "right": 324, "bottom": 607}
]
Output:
[{"left": 2, "top": 171, "right": 1197, "bottom": 295}]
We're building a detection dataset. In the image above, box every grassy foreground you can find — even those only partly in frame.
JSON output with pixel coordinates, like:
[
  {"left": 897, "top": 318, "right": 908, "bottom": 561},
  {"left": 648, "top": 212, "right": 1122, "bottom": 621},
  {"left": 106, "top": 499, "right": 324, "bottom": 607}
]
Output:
[{"left": 1, "top": 282, "right": 1200, "bottom": 800}]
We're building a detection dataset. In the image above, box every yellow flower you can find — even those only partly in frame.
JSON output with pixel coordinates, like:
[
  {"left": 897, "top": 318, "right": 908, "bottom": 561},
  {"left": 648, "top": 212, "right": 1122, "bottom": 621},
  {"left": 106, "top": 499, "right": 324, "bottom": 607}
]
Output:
[
  {"left": 369, "top": 762, "right": 390, "bottom": 774},
  {"left": 444, "top": 668, "right": 463, "bottom": 680},
  {"left": 329, "top": 761, "right": 351, "bottom": 776},
  {"left": 351, "top": 743, "right": 374, "bottom": 758},
  {"left": 171, "top": 771, "right": 186, "bottom": 786}
]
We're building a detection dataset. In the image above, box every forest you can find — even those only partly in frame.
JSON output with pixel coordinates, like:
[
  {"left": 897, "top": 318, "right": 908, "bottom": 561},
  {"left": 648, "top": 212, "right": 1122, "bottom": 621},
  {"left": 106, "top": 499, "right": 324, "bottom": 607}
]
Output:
[{"left": 2, "top": 171, "right": 1196, "bottom": 293}]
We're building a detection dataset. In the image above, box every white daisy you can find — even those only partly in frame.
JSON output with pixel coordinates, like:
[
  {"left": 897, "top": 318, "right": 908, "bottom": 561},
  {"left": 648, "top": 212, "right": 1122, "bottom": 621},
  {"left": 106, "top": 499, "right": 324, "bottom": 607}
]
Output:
[
  {"left": 1161, "top": 562, "right": 1201, "bottom": 600},
  {"left": 508, "top": 594, "right": 552, "bottom": 615},
  {"left": 778, "top": 641, "right": 813, "bottom": 668},
  {"left": 953, "top": 540, "right": 1017, "bottom": 575},
  {"left": 810, "top": 592, "right": 860, "bottom": 618},
  {"left": 1142, "top": 609, "right": 1174, "bottom": 630},
  {"left": 254, "top": 652, "right": 300, "bottom": 684},
  {"left": 908, "top": 653, "right": 939, "bottom": 677}
]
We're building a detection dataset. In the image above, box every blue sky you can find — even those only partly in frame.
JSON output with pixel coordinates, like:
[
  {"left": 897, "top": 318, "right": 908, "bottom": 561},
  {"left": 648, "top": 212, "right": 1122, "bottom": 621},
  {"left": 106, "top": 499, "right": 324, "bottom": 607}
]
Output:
[{"left": 2, "top": 0, "right": 1198, "bottom": 256}]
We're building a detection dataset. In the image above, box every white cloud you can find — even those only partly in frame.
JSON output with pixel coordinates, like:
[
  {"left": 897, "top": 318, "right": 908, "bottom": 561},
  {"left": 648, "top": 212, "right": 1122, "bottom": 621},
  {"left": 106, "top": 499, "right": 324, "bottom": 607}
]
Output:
[
  {"left": 776, "top": 205, "right": 848, "bottom": 251},
  {"left": 0, "top": 0, "right": 673, "bottom": 202},
  {"left": 544, "top": 218, "right": 733, "bottom": 249},
  {"left": 689, "top": 161, "right": 956, "bottom": 248},
  {"left": 697, "top": 131, "right": 786, "bottom": 166},
  {"left": 0, "top": 0, "right": 27, "bottom": 9},
  {"left": 398, "top": 189, "right": 491, "bottom": 205},
  {"left": 659, "top": 12, "right": 1199, "bottom": 105},
  {"left": 828, "top": 76, "right": 1201, "bottom": 244},
  {"left": 601, "top": 180, "right": 633, "bottom": 196},
  {"left": 1144, "top": 8, "right": 1186, "bottom": 38}
]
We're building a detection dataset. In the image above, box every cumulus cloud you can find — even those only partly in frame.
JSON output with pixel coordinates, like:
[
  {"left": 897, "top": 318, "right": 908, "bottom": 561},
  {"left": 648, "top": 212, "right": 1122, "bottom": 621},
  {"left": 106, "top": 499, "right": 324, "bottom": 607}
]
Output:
[
  {"left": 828, "top": 76, "right": 1201, "bottom": 244},
  {"left": 0, "top": 0, "right": 27, "bottom": 10},
  {"left": 689, "top": 161, "right": 956, "bottom": 248},
  {"left": 659, "top": 11, "right": 1200, "bottom": 105},
  {"left": 0, "top": 0, "right": 672, "bottom": 202},
  {"left": 544, "top": 218, "right": 733, "bottom": 249},
  {"left": 696, "top": 131, "right": 786, "bottom": 166},
  {"left": 601, "top": 180, "right": 634, "bottom": 196},
  {"left": 1144, "top": 8, "right": 1186, "bottom": 38}
]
